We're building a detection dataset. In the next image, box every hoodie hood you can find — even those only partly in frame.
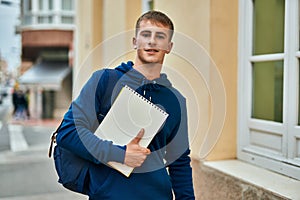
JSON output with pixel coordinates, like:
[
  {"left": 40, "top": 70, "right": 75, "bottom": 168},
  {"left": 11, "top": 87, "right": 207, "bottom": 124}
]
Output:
[{"left": 115, "top": 61, "right": 172, "bottom": 91}]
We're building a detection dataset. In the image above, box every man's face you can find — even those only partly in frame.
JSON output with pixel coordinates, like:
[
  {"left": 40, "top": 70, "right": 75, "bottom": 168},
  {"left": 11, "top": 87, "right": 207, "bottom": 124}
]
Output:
[{"left": 133, "top": 20, "right": 173, "bottom": 65}]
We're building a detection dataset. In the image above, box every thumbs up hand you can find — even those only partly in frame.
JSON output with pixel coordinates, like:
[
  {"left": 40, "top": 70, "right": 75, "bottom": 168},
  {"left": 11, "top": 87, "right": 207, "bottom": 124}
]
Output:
[{"left": 124, "top": 129, "right": 151, "bottom": 168}]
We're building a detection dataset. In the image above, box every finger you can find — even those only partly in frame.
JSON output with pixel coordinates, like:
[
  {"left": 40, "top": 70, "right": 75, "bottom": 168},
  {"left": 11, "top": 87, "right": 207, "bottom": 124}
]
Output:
[
  {"left": 138, "top": 147, "right": 151, "bottom": 154},
  {"left": 144, "top": 148, "right": 151, "bottom": 154},
  {"left": 130, "top": 128, "right": 144, "bottom": 144}
]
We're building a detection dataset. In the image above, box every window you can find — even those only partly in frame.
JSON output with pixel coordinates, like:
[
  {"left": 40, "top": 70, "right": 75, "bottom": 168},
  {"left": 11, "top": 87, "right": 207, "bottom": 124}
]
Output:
[
  {"left": 37, "top": 16, "right": 53, "bottom": 24},
  {"left": 252, "top": 0, "right": 285, "bottom": 55},
  {"left": 61, "top": 0, "right": 73, "bottom": 11},
  {"left": 142, "top": 0, "right": 154, "bottom": 12},
  {"left": 39, "top": 0, "right": 43, "bottom": 10},
  {"left": 39, "top": 0, "right": 53, "bottom": 11},
  {"left": 61, "top": 16, "right": 73, "bottom": 24},
  {"left": 37, "top": 0, "right": 54, "bottom": 24},
  {"left": 21, "top": 0, "right": 75, "bottom": 27},
  {"left": 22, "top": 0, "right": 32, "bottom": 25},
  {"left": 38, "top": 0, "right": 53, "bottom": 11},
  {"left": 61, "top": 0, "right": 74, "bottom": 24},
  {"left": 48, "top": 0, "right": 53, "bottom": 10},
  {"left": 23, "top": 0, "right": 32, "bottom": 13},
  {"left": 238, "top": 0, "right": 300, "bottom": 180},
  {"left": 252, "top": 61, "right": 284, "bottom": 122}
]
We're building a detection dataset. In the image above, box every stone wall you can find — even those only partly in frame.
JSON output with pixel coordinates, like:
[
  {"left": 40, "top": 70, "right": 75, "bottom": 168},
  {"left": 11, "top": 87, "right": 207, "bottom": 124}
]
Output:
[{"left": 191, "top": 160, "right": 289, "bottom": 200}]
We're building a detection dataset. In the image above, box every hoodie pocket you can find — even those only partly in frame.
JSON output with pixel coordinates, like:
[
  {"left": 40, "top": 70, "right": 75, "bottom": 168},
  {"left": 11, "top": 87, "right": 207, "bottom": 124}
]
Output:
[{"left": 88, "top": 163, "right": 114, "bottom": 199}]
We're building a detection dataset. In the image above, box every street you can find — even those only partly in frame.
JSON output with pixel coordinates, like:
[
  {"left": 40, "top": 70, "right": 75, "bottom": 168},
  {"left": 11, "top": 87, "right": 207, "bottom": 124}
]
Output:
[{"left": 0, "top": 95, "right": 86, "bottom": 200}]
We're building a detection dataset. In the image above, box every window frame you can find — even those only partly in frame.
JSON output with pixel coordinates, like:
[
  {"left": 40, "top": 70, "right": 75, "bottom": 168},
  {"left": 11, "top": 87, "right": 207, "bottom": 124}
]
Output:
[
  {"left": 142, "top": 0, "right": 154, "bottom": 13},
  {"left": 238, "top": 0, "right": 300, "bottom": 180},
  {"left": 21, "top": 0, "right": 75, "bottom": 28}
]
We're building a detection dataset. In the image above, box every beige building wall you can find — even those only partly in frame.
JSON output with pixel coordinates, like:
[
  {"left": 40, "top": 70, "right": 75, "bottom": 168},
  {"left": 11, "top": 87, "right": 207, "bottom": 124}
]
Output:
[
  {"left": 74, "top": 0, "right": 100, "bottom": 97},
  {"left": 207, "top": 0, "right": 238, "bottom": 160}
]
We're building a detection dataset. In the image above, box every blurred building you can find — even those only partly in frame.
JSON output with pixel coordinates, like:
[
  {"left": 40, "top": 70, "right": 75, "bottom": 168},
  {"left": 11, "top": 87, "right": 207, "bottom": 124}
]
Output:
[
  {"left": 18, "top": 0, "right": 74, "bottom": 119},
  {"left": 0, "top": 55, "right": 8, "bottom": 85},
  {"left": 75, "top": 0, "right": 300, "bottom": 199},
  {"left": 0, "top": 0, "right": 21, "bottom": 80}
]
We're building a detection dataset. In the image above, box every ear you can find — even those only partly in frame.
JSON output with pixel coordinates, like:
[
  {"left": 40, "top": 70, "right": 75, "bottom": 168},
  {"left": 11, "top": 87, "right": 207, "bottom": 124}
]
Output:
[
  {"left": 165, "top": 42, "right": 173, "bottom": 54},
  {"left": 132, "top": 37, "right": 137, "bottom": 49}
]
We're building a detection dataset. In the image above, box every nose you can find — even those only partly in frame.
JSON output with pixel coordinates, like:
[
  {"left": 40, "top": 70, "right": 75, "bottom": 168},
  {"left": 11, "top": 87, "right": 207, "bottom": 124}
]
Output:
[{"left": 148, "top": 35, "right": 156, "bottom": 46}]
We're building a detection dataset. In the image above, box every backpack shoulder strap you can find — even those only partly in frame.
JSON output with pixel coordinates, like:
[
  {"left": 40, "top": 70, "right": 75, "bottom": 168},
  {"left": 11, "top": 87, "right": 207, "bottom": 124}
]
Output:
[
  {"left": 102, "top": 68, "right": 122, "bottom": 99},
  {"left": 48, "top": 121, "right": 63, "bottom": 158}
]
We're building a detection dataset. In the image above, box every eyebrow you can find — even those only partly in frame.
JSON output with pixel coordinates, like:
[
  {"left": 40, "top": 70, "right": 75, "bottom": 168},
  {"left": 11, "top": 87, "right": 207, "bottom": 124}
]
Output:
[
  {"left": 156, "top": 32, "right": 167, "bottom": 37},
  {"left": 140, "top": 30, "right": 168, "bottom": 37}
]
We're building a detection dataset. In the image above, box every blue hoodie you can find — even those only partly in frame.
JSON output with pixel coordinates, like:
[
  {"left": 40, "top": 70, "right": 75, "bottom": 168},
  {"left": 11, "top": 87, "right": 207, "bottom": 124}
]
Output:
[{"left": 56, "top": 61, "right": 195, "bottom": 200}]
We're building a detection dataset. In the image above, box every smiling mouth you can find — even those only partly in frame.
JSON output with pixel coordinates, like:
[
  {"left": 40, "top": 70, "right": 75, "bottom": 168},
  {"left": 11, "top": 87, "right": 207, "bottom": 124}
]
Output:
[{"left": 145, "top": 49, "right": 159, "bottom": 52}]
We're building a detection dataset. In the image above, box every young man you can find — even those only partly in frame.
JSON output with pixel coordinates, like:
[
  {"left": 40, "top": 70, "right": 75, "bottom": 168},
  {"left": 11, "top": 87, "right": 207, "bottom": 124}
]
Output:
[{"left": 56, "top": 10, "right": 195, "bottom": 199}]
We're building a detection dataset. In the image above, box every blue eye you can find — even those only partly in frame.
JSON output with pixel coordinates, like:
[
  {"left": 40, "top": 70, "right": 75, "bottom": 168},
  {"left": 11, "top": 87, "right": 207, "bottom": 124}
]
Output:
[
  {"left": 157, "top": 35, "right": 165, "bottom": 39},
  {"left": 142, "top": 33, "right": 151, "bottom": 37}
]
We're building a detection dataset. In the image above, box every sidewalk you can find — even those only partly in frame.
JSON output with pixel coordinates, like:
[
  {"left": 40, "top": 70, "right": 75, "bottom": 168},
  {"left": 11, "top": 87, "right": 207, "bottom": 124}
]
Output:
[
  {"left": 0, "top": 190, "right": 86, "bottom": 200},
  {"left": 0, "top": 93, "right": 87, "bottom": 199},
  {"left": 10, "top": 118, "right": 61, "bottom": 127},
  {"left": 0, "top": 117, "right": 87, "bottom": 200},
  {"left": 7, "top": 118, "right": 60, "bottom": 152}
]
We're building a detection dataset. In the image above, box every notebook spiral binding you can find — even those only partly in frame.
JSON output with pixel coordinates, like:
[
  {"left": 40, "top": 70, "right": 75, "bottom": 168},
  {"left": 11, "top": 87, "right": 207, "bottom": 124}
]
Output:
[{"left": 124, "top": 85, "right": 169, "bottom": 116}]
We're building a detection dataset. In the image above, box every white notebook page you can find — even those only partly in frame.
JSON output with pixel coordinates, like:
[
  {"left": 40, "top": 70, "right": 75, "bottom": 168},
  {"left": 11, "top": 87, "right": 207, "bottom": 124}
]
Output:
[{"left": 94, "top": 85, "right": 169, "bottom": 177}]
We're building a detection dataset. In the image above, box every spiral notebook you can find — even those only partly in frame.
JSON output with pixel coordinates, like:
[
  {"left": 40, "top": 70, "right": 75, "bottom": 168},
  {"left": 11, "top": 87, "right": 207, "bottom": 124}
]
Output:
[{"left": 94, "top": 85, "right": 169, "bottom": 177}]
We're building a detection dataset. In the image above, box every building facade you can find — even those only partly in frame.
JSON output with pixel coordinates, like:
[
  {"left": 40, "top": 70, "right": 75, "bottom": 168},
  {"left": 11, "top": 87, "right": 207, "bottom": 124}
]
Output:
[
  {"left": 74, "top": 0, "right": 300, "bottom": 199},
  {"left": 18, "top": 0, "right": 74, "bottom": 119}
]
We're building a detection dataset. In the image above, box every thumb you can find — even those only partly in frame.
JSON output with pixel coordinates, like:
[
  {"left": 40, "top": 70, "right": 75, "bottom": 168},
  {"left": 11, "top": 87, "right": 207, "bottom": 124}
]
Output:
[{"left": 130, "top": 128, "right": 144, "bottom": 144}]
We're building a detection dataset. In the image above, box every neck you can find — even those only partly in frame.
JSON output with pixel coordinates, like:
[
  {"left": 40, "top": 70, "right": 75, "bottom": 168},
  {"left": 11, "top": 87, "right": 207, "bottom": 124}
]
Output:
[{"left": 133, "top": 62, "right": 162, "bottom": 80}]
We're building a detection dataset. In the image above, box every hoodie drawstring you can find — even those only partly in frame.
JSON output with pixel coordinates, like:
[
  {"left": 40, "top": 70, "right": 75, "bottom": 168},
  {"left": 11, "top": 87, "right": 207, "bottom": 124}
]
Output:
[{"left": 141, "top": 78, "right": 159, "bottom": 102}]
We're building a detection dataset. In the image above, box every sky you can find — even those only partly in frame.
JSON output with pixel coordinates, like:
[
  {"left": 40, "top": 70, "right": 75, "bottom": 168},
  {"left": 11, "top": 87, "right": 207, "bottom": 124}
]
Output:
[{"left": 0, "top": 1, "right": 21, "bottom": 71}]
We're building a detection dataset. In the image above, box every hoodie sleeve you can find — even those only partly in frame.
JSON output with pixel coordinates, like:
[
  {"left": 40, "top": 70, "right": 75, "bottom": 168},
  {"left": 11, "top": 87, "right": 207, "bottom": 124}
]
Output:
[
  {"left": 165, "top": 98, "right": 195, "bottom": 200},
  {"left": 56, "top": 70, "right": 126, "bottom": 165}
]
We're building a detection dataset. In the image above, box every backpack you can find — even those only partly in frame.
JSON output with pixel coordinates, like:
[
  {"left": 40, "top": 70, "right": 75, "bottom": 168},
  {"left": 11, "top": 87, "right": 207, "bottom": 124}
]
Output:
[{"left": 48, "top": 68, "right": 122, "bottom": 194}]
